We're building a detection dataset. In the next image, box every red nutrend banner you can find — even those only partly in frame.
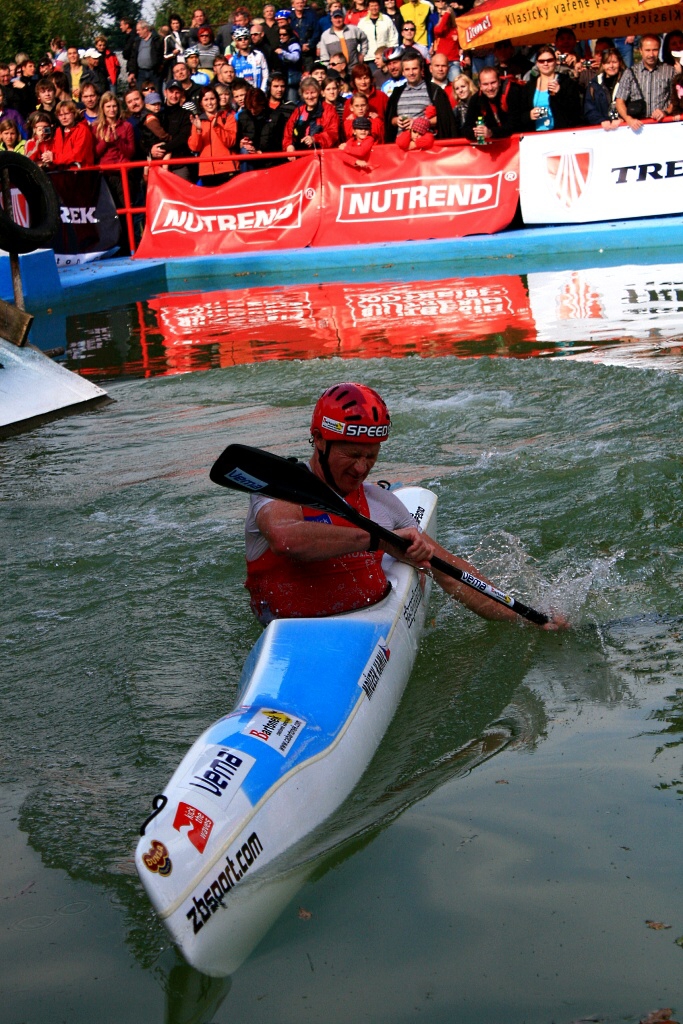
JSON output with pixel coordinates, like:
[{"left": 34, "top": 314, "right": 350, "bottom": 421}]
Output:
[
  {"left": 135, "top": 156, "right": 322, "bottom": 258},
  {"left": 135, "top": 140, "right": 520, "bottom": 258},
  {"left": 314, "top": 140, "right": 520, "bottom": 246}
]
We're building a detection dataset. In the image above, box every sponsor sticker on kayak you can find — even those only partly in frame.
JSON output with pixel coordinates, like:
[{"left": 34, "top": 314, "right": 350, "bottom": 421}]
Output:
[
  {"left": 179, "top": 746, "right": 255, "bottom": 803},
  {"left": 244, "top": 709, "right": 305, "bottom": 756},
  {"left": 173, "top": 802, "right": 214, "bottom": 854},
  {"left": 185, "top": 831, "right": 264, "bottom": 937},
  {"left": 359, "top": 637, "right": 390, "bottom": 700},
  {"left": 142, "top": 839, "right": 172, "bottom": 875}
]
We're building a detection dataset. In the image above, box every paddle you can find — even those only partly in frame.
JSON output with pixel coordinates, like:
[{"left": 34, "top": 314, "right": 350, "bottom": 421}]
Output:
[{"left": 210, "top": 443, "right": 550, "bottom": 626}]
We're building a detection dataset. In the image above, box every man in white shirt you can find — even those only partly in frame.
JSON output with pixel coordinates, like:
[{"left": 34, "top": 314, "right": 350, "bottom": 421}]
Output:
[{"left": 358, "top": 0, "right": 398, "bottom": 60}]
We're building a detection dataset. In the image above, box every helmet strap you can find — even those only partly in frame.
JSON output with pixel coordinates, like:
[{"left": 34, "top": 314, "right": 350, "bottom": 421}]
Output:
[{"left": 318, "top": 440, "right": 340, "bottom": 492}]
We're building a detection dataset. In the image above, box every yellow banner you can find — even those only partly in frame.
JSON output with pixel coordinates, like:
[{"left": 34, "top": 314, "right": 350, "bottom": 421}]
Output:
[{"left": 457, "top": 0, "right": 681, "bottom": 49}]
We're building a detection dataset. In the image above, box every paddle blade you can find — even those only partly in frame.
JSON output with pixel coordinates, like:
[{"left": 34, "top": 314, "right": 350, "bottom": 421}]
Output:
[{"left": 209, "top": 443, "right": 353, "bottom": 518}]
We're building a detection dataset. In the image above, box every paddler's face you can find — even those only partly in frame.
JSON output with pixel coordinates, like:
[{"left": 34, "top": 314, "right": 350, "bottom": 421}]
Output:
[{"left": 315, "top": 436, "right": 381, "bottom": 494}]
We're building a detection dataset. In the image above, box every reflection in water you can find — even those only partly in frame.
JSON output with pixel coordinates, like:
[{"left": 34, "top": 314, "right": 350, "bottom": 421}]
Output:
[
  {"left": 59, "top": 261, "right": 683, "bottom": 381},
  {"left": 164, "top": 964, "right": 230, "bottom": 1024}
]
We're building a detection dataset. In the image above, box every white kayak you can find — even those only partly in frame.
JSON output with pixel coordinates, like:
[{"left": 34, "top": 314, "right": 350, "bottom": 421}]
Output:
[{"left": 135, "top": 484, "right": 437, "bottom": 976}]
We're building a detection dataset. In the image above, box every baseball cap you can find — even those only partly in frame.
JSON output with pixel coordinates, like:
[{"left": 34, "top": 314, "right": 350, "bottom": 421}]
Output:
[
  {"left": 84, "top": 48, "right": 100, "bottom": 59},
  {"left": 145, "top": 91, "right": 162, "bottom": 104},
  {"left": 167, "top": 80, "right": 184, "bottom": 90},
  {"left": 352, "top": 116, "right": 372, "bottom": 130}
]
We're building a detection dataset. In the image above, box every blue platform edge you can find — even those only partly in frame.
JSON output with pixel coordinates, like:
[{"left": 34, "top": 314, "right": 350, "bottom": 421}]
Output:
[
  {"left": 4, "top": 214, "right": 683, "bottom": 309},
  {"left": 201, "top": 617, "right": 389, "bottom": 806}
]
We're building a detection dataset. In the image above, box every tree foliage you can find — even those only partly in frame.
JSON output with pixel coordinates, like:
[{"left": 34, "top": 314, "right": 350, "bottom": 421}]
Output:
[
  {"left": 151, "top": 0, "right": 263, "bottom": 30},
  {"left": 99, "top": 0, "right": 143, "bottom": 49},
  {"left": 0, "top": 0, "right": 97, "bottom": 63}
]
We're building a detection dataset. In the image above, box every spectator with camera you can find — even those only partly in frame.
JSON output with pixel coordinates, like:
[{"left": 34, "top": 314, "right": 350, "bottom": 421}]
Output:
[
  {"left": 615, "top": 35, "right": 674, "bottom": 131},
  {"left": 25, "top": 113, "right": 54, "bottom": 163},
  {"left": 584, "top": 48, "right": 626, "bottom": 129},
  {"left": 521, "top": 45, "right": 581, "bottom": 131}
]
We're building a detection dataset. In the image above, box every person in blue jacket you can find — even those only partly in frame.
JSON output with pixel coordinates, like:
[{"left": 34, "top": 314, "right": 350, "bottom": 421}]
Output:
[{"left": 290, "top": 0, "right": 322, "bottom": 71}]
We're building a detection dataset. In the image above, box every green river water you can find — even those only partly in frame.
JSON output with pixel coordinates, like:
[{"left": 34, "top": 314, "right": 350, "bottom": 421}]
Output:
[{"left": 2, "top": 259, "right": 682, "bottom": 1023}]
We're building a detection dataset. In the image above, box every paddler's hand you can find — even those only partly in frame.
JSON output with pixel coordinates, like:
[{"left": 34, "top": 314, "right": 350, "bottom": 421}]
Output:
[
  {"left": 384, "top": 526, "right": 434, "bottom": 569},
  {"left": 541, "top": 611, "right": 570, "bottom": 631}
]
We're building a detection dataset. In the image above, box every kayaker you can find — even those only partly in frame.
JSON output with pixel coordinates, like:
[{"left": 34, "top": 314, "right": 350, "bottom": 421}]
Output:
[{"left": 244, "top": 382, "right": 566, "bottom": 629}]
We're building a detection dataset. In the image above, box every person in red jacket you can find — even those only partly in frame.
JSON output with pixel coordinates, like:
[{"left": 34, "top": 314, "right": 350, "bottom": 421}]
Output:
[
  {"left": 342, "top": 61, "right": 388, "bottom": 119},
  {"left": 338, "top": 115, "right": 375, "bottom": 169},
  {"left": 283, "top": 77, "right": 339, "bottom": 153},
  {"left": 396, "top": 113, "right": 435, "bottom": 149},
  {"left": 188, "top": 85, "right": 238, "bottom": 186},
  {"left": 342, "top": 92, "right": 384, "bottom": 142},
  {"left": 52, "top": 100, "right": 95, "bottom": 167},
  {"left": 92, "top": 91, "right": 136, "bottom": 253},
  {"left": 244, "top": 382, "right": 568, "bottom": 627},
  {"left": 94, "top": 35, "right": 121, "bottom": 89}
]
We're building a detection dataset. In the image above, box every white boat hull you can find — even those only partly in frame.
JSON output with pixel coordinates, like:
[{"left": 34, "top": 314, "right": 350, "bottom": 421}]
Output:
[{"left": 0, "top": 338, "right": 107, "bottom": 435}]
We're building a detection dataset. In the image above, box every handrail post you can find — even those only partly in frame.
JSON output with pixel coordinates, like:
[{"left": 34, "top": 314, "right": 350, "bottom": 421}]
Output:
[
  {"left": 120, "top": 162, "right": 136, "bottom": 256},
  {"left": 1, "top": 167, "right": 25, "bottom": 310}
]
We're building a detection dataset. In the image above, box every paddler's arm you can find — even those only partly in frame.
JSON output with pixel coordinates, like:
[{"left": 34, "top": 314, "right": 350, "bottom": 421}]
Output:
[
  {"left": 255, "top": 499, "right": 409, "bottom": 561},
  {"left": 384, "top": 531, "right": 567, "bottom": 630}
]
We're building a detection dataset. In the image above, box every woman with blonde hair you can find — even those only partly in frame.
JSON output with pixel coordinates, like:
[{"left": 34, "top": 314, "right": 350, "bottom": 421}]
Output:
[
  {"left": 448, "top": 74, "right": 477, "bottom": 135},
  {"left": 92, "top": 91, "right": 136, "bottom": 253}
]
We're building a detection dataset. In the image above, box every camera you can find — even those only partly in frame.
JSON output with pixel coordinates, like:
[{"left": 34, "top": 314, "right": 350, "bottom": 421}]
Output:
[
  {"left": 557, "top": 52, "right": 567, "bottom": 65},
  {"left": 607, "top": 104, "right": 621, "bottom": 121},
  {"left": 581, "top": 58, "right": 593, "bottom": 69}
]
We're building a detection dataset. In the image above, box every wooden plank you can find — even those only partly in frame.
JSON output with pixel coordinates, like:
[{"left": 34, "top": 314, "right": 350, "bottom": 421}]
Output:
[{"left": 0, "top": 296, "right": 33, "bottom": 347}]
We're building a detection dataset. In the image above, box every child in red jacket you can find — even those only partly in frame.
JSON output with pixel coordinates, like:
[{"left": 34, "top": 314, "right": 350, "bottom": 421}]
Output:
[
  {"left": 396, "top": 115, "right": 435, "bottom": 151},
  {"left": 339, "top": 116, "right": 375, "bottom": 169}
]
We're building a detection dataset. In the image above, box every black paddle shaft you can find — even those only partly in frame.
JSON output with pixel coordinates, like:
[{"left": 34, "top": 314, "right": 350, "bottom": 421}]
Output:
[{"left": 210, "top": 444, "right": 549, "bottom": 626}]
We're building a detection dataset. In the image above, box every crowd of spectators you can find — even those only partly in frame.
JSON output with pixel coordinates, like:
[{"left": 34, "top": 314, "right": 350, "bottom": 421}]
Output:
[{"left": 2, "top": 6, "right": 683, "bottom": 246}]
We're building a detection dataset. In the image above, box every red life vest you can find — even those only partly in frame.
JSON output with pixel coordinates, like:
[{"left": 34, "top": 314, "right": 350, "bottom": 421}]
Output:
[{"left": 245, "top": 485, "right": 389, "bottom": 622}]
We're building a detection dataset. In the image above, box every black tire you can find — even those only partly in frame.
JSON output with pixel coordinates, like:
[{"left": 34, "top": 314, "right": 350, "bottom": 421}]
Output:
[{"left": 0, "top": 151, "right": 61, "bottom": 254}]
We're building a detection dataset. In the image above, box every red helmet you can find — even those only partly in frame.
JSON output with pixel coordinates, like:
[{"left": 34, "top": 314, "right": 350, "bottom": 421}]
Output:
[{"left": 311, "top": 383, "right": 391, "bottom": 443}]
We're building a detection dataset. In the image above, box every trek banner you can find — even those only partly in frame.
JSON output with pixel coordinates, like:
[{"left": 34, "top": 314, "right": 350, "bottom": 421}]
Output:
[
  {"left": 48, "top": 171, "right": 120, "bottom": 265},
  {"left": 135, "top": 157, "right": 322, "bottom": 259},
  {"left": 314, "top": 141, "right": 520, "bottom": 247},
  {"left": 520, "top": 122, "right": 683, "bottom": 224}
]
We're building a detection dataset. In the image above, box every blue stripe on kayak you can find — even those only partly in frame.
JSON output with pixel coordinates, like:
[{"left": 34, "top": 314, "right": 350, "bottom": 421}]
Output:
[{"left": 203, "top": 617, "right": 391, "bottom": 805}]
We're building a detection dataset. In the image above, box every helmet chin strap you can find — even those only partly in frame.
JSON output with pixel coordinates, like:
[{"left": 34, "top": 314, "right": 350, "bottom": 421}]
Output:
[{"left": 318, "top": 440, "right": 341, "bottom": 492}]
